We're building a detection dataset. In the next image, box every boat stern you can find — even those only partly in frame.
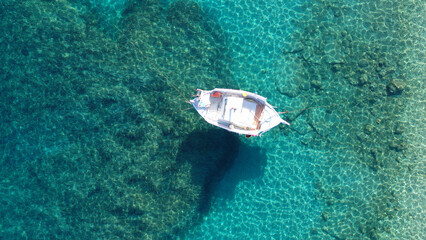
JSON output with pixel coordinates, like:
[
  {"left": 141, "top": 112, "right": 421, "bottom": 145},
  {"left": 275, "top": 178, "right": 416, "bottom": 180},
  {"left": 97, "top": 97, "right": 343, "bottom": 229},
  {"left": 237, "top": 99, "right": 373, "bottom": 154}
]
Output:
[{"left": 281, "top": 119, "right": 290, "bottom": 126}]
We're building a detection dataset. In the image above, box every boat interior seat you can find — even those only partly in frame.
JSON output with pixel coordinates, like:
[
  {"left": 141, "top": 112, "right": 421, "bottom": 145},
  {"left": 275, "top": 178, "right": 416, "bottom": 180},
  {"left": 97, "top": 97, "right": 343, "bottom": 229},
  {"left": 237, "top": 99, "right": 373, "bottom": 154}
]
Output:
[
  {"left": 198, "top": 93, "right": 211, "bottom": 108},
  {"left": 220, "top": 96, "right": 258, "bottom": 129}
]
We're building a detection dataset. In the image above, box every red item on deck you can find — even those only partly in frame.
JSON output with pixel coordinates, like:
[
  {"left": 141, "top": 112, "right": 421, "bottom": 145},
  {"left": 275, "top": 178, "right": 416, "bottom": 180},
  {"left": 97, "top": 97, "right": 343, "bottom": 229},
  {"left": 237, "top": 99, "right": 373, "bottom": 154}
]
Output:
[{"left": 211, "top": 91, "right": 222, "bottom": 98}]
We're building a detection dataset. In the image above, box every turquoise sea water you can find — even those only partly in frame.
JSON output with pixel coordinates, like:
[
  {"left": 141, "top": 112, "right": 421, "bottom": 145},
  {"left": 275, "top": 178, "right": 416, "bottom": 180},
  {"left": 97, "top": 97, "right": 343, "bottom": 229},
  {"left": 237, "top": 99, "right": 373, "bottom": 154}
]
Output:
[{"left": 1, "top": 0, "right": 424, "bottom": 239}]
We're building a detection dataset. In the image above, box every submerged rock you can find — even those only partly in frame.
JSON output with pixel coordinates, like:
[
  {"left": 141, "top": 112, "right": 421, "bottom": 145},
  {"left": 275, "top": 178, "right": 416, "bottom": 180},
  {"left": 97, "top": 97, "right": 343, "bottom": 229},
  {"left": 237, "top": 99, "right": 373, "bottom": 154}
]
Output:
[
  {"left": 386, "top": 80, "right": 405, "bottom": 95},
  {"left": 363, "top": 124, "right": 374, "bottom": 135},
  {"left": 311, "top": 80, "right": 324, "bottom": 90},
  {"left": 394, "top": 122, "right": 405, "bottom": 135},
  {"left": 358, "top": 59, "right": 369, "bottom": 68},
  {"left": 348, "top": 73, "right": 368, "bottom": 86},
  {"left": 276, "top": 82, "right": 301, "bottom": 98},
  {"left": 389, "top": 140, "right": 407, "bottom": 152}
]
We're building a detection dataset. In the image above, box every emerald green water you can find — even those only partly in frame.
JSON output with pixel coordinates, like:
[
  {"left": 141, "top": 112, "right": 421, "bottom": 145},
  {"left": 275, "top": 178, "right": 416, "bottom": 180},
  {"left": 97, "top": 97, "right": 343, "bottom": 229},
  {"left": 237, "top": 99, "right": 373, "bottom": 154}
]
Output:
[{"left": 1, "top": 0, "right": 424, "bottom": 239}]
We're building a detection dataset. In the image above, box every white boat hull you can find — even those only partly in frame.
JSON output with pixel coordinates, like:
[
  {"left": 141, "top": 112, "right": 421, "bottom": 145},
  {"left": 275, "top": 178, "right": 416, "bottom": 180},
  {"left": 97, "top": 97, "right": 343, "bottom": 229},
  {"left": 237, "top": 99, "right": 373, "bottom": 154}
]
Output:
[{"left": 190, "top": 88, "right": 289, "bottom": 136}]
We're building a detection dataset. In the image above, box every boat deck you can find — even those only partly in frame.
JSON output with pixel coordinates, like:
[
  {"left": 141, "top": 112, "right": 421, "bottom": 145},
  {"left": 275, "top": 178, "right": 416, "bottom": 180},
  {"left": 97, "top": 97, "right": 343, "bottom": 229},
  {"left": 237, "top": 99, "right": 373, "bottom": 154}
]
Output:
[
  {"left": 191, "top": 88, "right": 288, "bottom": 136},
  {"left": 210, "top": 94, "right": 264, "bottom": 131}
]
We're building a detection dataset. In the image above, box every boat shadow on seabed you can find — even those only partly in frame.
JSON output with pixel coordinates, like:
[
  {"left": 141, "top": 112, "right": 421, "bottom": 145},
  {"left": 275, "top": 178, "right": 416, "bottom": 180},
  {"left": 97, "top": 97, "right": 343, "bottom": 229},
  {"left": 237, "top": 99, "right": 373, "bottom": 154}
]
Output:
[{"left": 175, "top": 129, "right": 266, "bottom": 215}]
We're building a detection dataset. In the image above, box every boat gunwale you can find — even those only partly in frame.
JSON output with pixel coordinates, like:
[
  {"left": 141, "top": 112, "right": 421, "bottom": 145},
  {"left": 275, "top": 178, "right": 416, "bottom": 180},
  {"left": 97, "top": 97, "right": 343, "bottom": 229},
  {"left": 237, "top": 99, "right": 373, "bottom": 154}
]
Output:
[{"left": 191, "top": 88, "right": 288, "bottom": 136}]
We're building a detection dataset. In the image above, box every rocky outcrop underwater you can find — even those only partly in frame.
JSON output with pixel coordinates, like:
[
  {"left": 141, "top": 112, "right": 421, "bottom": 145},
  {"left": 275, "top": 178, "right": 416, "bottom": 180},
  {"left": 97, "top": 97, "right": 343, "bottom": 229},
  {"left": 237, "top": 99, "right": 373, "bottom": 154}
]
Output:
[{"left": 0, "top": 0, "right": 239, "bottom": 239}]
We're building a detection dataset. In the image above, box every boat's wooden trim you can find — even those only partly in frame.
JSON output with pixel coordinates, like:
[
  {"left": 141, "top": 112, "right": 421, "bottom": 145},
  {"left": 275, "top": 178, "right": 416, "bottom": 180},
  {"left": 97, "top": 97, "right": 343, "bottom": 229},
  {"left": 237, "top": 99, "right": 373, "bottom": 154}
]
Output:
[
  {"left": 191, "top": 89, "right": 287, "bottom": 136},
  {"left": 254, "top": 103, "right": 265, "bottom": 130}
]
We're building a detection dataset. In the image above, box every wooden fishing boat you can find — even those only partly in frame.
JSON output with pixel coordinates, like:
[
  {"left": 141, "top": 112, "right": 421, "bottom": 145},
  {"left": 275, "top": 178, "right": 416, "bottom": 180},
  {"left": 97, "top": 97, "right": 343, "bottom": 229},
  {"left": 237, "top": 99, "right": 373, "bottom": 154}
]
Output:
[{"left": 190, "top": 88, "right": 290, "bottom": 137}]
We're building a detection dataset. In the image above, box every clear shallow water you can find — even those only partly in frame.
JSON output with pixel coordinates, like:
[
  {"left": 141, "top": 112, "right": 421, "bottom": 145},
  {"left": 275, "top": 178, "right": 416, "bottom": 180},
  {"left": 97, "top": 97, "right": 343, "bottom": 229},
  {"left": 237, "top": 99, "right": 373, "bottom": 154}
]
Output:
[
  {"left": 186, "top": 0, "right": 425, "bottom": 239},
  {"left": 1, "top": 0, "right": 424, "bottom": 239}
]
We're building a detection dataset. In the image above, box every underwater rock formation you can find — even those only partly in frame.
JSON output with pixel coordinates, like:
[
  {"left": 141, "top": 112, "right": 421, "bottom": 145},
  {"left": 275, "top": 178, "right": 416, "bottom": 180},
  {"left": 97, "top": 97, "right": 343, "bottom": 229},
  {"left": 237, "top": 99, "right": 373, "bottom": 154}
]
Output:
[
  {"left": 279, "top": 0, "right": 418, "bottom": 239},
  {"left": 386, "top": 80, "right": 405, "bottom": 96},
  {"left": 0, "top": 0, "right": 237, "bottom": 239}
]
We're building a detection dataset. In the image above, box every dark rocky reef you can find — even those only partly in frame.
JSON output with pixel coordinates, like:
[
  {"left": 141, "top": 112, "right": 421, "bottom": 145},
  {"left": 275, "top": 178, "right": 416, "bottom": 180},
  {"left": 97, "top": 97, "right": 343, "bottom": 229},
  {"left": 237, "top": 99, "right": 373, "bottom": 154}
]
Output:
[
  {"left": 0, "top": 0, "right": 237, "bottom": 239},
  {"left": 279, "top": 0, "right": 416, "bottom": 239}
]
